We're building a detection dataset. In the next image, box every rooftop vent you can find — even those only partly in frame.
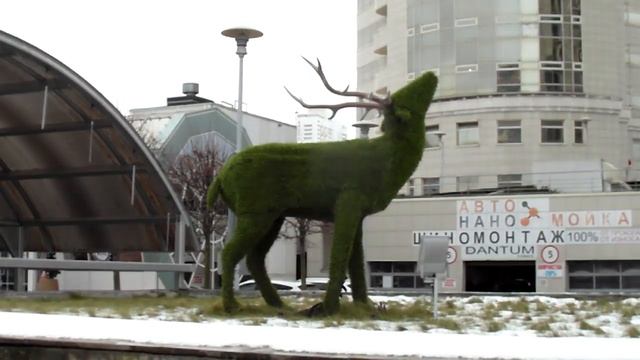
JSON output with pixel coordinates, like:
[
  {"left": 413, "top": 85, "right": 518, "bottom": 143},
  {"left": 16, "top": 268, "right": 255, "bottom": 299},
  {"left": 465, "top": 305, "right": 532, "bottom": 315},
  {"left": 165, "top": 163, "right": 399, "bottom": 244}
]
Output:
[
  {"left": 167, "top": 83, "right": 212, "bottom": 106},
  {"left": 182, "top": 83, "right": 199, "bottom": 96}
]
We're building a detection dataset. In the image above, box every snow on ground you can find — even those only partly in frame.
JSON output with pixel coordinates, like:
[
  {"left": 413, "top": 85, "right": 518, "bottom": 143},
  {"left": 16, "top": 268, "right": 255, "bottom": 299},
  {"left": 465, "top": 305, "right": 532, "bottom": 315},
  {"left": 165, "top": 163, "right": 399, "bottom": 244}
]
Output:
[{"left": 0, "top": 295, "right": 639, "bottom": 359}]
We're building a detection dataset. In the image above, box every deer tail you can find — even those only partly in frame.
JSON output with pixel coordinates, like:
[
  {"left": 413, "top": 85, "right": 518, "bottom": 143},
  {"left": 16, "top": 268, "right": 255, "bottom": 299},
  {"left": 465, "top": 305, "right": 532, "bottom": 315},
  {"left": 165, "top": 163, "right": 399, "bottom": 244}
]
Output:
[{"left": 207, "top": 177, "right": 222, "bottom": 209}]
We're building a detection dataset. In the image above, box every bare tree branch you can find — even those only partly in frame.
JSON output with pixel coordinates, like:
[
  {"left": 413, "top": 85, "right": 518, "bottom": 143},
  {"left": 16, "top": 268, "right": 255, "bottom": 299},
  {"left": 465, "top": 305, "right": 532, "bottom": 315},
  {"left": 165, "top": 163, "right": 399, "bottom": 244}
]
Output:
[
  {"left": 168, "top": 141, "right": 231, "bottom": 288},
  {"left": 126, "top": 116, "right": 163, "bottom": 151}
]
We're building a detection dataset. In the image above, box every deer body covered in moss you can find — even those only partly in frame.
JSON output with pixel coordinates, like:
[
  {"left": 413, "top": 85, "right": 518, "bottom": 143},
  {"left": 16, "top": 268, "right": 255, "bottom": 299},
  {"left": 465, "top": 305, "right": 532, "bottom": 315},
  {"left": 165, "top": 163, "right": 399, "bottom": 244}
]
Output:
[{"left": 207, "top": 61, "right": 437, "bottom": 314}]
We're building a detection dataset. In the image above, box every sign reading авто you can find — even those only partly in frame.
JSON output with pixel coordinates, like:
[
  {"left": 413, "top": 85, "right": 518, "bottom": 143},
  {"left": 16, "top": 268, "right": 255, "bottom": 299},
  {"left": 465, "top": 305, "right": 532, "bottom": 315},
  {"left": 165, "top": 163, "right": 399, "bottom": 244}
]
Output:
[{"left": 413, "top": 198, "right": 633, "bottom": 260}]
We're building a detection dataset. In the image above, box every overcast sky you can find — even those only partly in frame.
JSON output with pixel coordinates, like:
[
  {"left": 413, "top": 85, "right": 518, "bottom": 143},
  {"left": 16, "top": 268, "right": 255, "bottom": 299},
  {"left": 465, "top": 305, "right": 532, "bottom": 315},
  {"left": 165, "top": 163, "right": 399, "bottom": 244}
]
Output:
[{"left": 1, "top": 0, "right": 357, "bottom": 130}]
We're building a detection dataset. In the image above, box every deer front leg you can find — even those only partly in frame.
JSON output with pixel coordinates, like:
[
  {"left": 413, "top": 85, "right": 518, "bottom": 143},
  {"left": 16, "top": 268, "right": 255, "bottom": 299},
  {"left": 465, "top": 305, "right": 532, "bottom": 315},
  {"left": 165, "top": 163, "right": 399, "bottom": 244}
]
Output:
[
  {"left": 348, "top": 220, "right": 368, "bottom": 304},
  {"left": 322, "top": 192, "right": 364, "bottom": 315}
]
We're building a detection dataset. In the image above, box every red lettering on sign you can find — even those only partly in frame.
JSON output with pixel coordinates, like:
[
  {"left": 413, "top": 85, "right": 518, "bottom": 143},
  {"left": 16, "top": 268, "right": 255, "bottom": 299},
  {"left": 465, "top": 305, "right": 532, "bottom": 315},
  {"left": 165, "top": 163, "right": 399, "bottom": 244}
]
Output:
[
  {"left": 459, "top": 201, "right": 469, "bottom": 214},
  {"left": 505, "top": 199, "right": 515, "bottom": 212},
  {"left": 475, "top": 201, "right": 484, "bottom": 213}
]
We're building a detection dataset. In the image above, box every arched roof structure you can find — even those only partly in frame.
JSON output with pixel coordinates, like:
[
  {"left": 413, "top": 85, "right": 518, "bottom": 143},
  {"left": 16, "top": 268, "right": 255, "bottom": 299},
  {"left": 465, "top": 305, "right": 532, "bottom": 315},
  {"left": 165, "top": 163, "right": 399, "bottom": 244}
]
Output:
[{"left": 0, "top": 30, "right": 197, "bottom": 253}]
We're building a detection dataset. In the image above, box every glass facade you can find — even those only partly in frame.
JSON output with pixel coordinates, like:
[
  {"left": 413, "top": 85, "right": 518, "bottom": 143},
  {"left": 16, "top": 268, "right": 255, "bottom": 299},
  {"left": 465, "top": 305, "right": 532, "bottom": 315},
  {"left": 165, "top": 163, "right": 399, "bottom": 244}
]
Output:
[
  {"left": 568, "top": 260, "right": 640, "bottom": 290},
  {"left": 368, "top": 261, "right": 425, "bottom": 288},
  {"left": 406, "top": 0, "right": 583, "bottom": 97}
]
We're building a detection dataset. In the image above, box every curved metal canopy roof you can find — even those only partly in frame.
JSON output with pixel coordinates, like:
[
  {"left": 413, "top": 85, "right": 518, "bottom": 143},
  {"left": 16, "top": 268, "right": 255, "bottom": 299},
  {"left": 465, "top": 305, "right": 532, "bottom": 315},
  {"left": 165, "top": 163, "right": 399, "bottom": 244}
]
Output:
[{"left": 0, "top": 30, "right": 196, "bottom": 253}]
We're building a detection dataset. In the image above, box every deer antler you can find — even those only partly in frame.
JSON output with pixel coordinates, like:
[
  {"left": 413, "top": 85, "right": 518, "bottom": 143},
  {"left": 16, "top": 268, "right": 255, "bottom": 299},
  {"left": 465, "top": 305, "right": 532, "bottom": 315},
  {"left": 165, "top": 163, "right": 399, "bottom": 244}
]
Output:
[
  {"left": 285, "top": 87, "right": 384, "bottom": 120},
  {"left": 285, "top": 58, "right": 390, "bottom": 120},
  {"left": 302, "top": 57, "right": 390, "bottom": 105}
]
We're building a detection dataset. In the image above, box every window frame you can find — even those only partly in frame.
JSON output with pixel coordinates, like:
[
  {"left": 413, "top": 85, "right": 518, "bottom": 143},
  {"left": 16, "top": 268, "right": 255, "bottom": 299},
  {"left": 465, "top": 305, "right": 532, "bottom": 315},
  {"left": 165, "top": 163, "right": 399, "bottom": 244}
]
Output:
[
  {"left": 497, "top": 174, "right": 523, "bottom": 189},
  {"left": 407, "top": 178, "right": 415, "bottom": 197},
  {"left": 420, "top": 23, "right": 440, "bottom": 34},
  {"left": 541, "top": 119, "right": 565, "bottom": 144},
  {"left": 455, "top": 64, "right": 479, "bottom": 73},
  {"left": 568, "top": 260, "right": 640, "bottom": 291},
  {"left": 457, "top": 121, "right": 479, "bottom": 146},
  {"left": 422, "top": 177, "right": 440, "bottom": 196},
  {"left": 497, "top": 120, "right": 522, "bottom": 144},
  {"left": 455, "top": 17, "right": 478, "bottom": 27},
  {"left": 574, "top": 120, "right": 585, "bottom": 144},
  {"left": 368, "top": 261, "right": 424, "bottom": 289},
  {"left": 457, "top": 175, "right": 480, "bottom": 192},
  {"left": 425, "top": 125, "right": 442, "bottom": 148}
]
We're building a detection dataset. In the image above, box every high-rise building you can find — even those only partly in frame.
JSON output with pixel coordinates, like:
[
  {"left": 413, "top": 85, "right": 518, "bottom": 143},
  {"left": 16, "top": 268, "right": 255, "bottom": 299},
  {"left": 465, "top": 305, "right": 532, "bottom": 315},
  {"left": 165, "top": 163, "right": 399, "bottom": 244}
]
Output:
[
  {"left": 356, "top": 1, "right": 640, "bottom": 294},
  {"left": 358, "top": 0, "right": 640, "bottom": 194},
  {"left": 296, "top": 111, "right": 348, "bottom": 143}
]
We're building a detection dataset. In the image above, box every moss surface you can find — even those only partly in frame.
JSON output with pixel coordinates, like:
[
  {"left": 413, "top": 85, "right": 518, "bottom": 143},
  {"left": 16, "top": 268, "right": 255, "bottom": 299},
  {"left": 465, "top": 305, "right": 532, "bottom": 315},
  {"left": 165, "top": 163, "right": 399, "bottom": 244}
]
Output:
[{"left": 208, "top": 72, "right": 438, "bottom": 314}]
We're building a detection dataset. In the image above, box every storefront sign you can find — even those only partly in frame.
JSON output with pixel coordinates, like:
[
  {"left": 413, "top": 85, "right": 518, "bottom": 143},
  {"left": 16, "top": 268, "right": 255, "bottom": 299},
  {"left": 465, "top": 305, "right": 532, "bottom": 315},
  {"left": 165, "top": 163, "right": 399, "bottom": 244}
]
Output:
[
  {"left": 441, "top": 277, "right": 456, "bottom": 289},
  {"left": 537, "top": 264, "right": 563, "bottom": 278},
  {"left": 413, "top": 197, "right": 633, "bottom": 261}
]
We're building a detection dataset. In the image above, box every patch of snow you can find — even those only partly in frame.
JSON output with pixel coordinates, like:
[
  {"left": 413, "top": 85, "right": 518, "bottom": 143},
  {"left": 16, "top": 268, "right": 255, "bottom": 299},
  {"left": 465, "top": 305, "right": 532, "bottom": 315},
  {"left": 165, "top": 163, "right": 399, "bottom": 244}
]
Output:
[{"left": 1, "top": 311, "right": 640, "bottom": 359}]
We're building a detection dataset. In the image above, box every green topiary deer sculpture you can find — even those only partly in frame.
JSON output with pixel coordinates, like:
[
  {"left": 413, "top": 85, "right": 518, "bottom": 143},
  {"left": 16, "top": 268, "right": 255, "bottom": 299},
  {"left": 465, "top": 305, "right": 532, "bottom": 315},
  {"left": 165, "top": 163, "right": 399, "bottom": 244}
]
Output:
[{"left": 207, "top": 59, "right": 437, "bottom": 315}]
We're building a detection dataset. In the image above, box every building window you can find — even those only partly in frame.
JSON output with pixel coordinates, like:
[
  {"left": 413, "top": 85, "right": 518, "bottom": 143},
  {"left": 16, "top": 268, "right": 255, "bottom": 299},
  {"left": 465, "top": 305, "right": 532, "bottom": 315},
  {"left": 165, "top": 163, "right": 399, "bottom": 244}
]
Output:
[
  {"left": 574, "top": 120, "right": 585, "bottom": 144},
  {"left": 541, "top": 120, "right": 564, "bottom": 143},
  {"left": 420, "top": 23, "right": 439, "bottom": 33},
  {"left": 568, "top": 260, "right": 640, "bottom": 290},
  {"left": 540, "top": 22, "right": 562, "bottom": 37},
  {"left": 455, "top": 17, "right": 478, "bottom": 27},
  {"left": 425, "top": 125, "right": 441, "bottom": 148},
  {"left": 422, "top": 177, "right": 440, "bottom": 195},
  {"left": 407, "top": 179, "right": 415, "bottom": 196},
  {"left": 574, "top": 70, "right": 583, "bottom": 93},
  {"left": 457, "top": 176, "right": 480, "bottom": 192},
  {"left": 455, "top": 64, "right": 478, "bottom": 73},
  {"left": 368, "top": 261, "right": 424, "bottom": 289},
  {"left": 457, "top": 122, "right": 479, "bottom": 145},
  {"left": 572, "top": 0, "right": 581, "bottom": 15},
  {"left": 497, "top": 174, "right": 522, "bottom": 189},
  {"left": 497, "top": 63, "right": 521, "bottom": 92},
  {"left": 539, "top": 0, "right": 562, "bottom": 14},
  {"left": 540, "top": 70, "right": 563, "bottom": 92},
  {"left": 497, "top": 120, "right": 521, "bottom": 144},
  {"left": 540, "top": 37, "right": 563, "bottom": 61}
]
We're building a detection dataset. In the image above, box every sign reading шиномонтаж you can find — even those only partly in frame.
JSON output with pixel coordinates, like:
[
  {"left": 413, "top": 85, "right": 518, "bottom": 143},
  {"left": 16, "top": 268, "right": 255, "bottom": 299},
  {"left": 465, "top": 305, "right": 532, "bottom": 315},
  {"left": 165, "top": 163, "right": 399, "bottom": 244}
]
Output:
[{"left": 412, "top": 198, "right": 633, "bottom": 260}]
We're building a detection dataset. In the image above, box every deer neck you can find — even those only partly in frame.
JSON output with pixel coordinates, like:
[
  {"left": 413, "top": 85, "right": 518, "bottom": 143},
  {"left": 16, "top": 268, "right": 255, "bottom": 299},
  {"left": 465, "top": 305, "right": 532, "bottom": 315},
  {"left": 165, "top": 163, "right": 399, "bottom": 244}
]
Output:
[{"left": 380, "top": 120, "right": 425, "bottom": 191}]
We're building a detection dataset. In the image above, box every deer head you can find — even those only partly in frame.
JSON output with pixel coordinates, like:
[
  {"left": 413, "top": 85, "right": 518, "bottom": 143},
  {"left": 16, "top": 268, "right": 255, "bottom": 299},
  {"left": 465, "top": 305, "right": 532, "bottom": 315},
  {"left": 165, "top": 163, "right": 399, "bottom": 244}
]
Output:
[{"left": 286, "top": 57, "right": 438, "bottom": 137}]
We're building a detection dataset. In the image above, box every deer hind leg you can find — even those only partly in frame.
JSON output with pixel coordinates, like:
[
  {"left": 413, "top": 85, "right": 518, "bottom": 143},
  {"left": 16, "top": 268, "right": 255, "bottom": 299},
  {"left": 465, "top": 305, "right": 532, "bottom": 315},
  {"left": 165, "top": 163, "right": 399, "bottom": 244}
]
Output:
[
  {"left": 322, "top": 192, "right": 364, "bottom": 315},
  {"left": 348, "top": 219, "right": 368, "bottom": 304},
  {"left": 221, "top": 213, "right": 279, "bottom": 313},
  {"left": 246, "top": 216, "right": 285, "bottom": 308}
]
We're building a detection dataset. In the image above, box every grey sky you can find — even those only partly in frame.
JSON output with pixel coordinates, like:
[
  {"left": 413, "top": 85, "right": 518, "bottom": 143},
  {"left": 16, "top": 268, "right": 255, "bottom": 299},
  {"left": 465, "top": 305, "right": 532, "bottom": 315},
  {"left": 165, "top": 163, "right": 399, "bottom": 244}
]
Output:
[{"left": 1, "top": 0, "right": 357, "bottom": 129}]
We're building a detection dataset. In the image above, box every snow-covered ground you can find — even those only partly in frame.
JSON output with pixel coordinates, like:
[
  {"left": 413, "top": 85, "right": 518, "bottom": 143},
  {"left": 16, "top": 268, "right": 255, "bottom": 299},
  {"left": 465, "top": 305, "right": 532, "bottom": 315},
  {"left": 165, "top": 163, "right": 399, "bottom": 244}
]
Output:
[{"left": 0, "top": 295, "right": 639, "bottom": 359}]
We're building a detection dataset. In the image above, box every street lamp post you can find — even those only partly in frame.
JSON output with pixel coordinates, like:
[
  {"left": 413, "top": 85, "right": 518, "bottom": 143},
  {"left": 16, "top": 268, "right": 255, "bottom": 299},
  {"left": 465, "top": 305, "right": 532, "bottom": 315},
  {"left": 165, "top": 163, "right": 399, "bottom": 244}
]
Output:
[
  {"left": 352, "top": 120, "right": 378, "bottom": 139},
  {"left": 432, "top": 131, "right": 446, "bottom": 193},
  {"left": 222, "top": 27, "right": 263, "bottom": 152},
  {"left": 218, "top": 27, "right": 263, "bottom": 290}
]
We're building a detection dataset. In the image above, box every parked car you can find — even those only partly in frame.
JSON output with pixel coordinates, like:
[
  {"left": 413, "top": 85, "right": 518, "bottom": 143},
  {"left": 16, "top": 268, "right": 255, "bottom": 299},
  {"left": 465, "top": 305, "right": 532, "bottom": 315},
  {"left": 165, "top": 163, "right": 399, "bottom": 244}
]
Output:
[
  {"left": 300, "top": 277, "right": 351, "bottom": 293},
  {"left": 237, "top": 279, "right": 301, "bottom": 292}
]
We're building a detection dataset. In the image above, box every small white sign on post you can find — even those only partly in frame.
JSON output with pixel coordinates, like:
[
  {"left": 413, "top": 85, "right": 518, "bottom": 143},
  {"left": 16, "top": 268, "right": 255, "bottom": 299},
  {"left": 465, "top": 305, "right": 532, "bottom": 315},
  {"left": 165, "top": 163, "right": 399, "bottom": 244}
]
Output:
[{"left": 417, "top": 235, "right": 449, "bottom": 318}]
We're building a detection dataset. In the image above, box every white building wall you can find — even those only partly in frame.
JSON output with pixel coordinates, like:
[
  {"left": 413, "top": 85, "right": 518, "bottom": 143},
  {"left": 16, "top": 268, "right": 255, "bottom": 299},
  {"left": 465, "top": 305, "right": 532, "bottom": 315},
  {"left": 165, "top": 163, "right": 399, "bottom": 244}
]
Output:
[
  {"left": 365, "top": 192, "right": 640, "bottom": 293},
  {"left": 358, "top": 0, "right": 640, "bottom": 193},
  {"left": 296, "top": 112, "right": 348, "bottom": 143}
]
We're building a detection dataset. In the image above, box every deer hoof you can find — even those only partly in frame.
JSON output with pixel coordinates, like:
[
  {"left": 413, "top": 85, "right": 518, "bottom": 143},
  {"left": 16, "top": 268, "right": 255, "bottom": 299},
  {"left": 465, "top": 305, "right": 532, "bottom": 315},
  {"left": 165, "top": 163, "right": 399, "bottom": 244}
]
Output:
[{"left": 299, "top": 302, "right": 327, "bottom": 317}]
